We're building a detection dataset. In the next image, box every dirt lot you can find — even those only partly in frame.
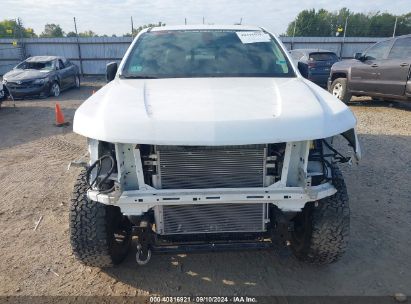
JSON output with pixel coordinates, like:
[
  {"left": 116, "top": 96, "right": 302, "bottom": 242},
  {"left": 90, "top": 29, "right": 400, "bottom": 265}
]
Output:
[{"left": 0, "top": 78, "right": 410, "bottom": 297}]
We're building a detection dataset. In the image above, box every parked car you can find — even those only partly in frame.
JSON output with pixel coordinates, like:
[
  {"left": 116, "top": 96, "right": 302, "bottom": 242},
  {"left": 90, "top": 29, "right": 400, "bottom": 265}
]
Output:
[
  {"left": 2, "top": 56, "right": 80, "bottom": 99},
  {"left": 329, "top": 34, "right": 411, "bottom": 103},
  {"left": 70, "top": 25, "right": 360, "bottom": 268},
  {"left": 289, "top": 49, "right": 339, "bottom": 87}
]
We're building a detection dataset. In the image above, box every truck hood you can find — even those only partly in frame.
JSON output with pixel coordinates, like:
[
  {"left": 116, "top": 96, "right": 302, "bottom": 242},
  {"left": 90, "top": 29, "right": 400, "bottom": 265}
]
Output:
[{"left": 73, "top": 77, "right": 357, "bottom": 145}]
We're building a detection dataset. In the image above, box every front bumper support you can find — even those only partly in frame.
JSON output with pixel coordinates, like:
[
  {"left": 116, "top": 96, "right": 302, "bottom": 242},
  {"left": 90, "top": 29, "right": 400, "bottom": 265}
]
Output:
[{"left": 88, "top": 182, "right": 336, "bottom": 214}]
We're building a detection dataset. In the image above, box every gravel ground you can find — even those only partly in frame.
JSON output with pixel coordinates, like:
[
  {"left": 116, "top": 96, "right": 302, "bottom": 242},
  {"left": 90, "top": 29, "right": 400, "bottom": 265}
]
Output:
[{"left": 0, "top": 78, "right": 410, "bottom": 298}]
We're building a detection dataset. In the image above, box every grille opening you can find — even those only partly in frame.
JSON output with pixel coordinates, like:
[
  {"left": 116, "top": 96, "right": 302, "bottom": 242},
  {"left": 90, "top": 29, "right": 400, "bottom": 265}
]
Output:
[{"left": 141, "top": 144, "right": 285, "bottom": 190}]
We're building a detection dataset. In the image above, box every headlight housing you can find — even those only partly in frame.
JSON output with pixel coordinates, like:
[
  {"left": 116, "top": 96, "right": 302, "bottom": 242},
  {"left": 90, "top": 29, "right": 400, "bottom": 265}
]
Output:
[{"left": 34, "top": 77, "right": 49, "bottom": 85}]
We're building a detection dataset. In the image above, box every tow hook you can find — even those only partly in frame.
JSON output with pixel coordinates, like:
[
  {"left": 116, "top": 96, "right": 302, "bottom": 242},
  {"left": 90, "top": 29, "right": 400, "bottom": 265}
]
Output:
[
  {"left": 67, "top": 153, "right": 89, "bottom": 171},
  {"left": 136, "top": 244, "right": 152, "bottom": 265},
  {"left": 135, "top": 219, "right": 153, "bottom": 266}
]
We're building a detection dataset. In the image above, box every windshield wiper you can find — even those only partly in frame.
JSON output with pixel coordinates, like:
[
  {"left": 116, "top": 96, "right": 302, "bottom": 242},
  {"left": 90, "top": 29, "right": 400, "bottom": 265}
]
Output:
[{"left": 120, "top": 74, "right": 158, "bottom": 79}]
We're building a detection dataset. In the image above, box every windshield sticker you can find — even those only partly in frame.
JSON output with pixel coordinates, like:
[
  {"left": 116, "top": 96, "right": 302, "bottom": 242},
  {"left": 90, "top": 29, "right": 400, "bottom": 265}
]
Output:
[
  {"left": 236, "top": 31, "right": 271, "bottom": 44},
  {"left": 130, "top": 65, "right": 143, "bottom": 72}
]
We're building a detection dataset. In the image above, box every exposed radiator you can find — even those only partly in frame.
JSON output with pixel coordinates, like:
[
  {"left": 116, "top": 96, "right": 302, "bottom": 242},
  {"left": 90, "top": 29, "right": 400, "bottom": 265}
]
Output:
[
  {"left": 156, "top": 203, "right": 267, "bottom": 235},
  {"left": 156, "top": 145, "right": 266, "bottom": 189}
]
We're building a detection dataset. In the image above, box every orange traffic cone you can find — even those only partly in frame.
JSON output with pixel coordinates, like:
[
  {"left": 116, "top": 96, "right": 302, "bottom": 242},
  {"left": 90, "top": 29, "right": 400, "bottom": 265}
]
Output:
[{"left": 55, "top": 103, "right": 69, "bottom": 127}]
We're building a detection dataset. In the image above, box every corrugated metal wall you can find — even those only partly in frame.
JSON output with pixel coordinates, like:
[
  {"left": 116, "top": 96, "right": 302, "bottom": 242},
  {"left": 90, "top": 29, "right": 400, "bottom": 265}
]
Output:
[
  {"left": 281, "top": 36, "right": 386, "bottom": 59},
  {"left": 0, "top": 36, "right": 386, "bottom": 75},
  {"left": 0, "top": 39, "right": 24, "bottom": 75}
]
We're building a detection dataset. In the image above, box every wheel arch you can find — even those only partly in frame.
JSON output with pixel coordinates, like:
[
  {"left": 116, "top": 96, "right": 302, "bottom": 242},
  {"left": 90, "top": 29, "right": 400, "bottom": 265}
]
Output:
[{"left": 331, "top": 71, "right": 347, "bottom": 82}]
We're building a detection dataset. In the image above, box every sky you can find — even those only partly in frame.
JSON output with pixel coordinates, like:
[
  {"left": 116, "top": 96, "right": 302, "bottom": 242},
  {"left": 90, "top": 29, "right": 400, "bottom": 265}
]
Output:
[{"left": 1, "top": 0, "right": 411, "bottom": 36}]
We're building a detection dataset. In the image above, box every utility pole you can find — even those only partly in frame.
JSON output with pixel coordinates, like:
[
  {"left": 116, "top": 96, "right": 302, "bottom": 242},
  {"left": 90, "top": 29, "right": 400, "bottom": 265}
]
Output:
[
  {"left": 203, "top": 16, "right": 205, "bottom": 24},
  {"left": 73, "top": 17, "right": 83, "bottom": 76},
  {"left": 291, "top": 20, "right": 297, "bottom": 50},
  {"left": 131, "top": 16, "right": 135, "bottom": 38},
  {"left": 393, "top": 17, "right": 398, "bottom": 37},
  {"left": 185, "top": 18, "right": 187, "bottom": 25},
  {"left": 240, "top": 17, "right": 243, "bottom": 25},
  {"left": 340, "top": 16, "right": 348, "bottom": 60},
  {"left": 16, "top": 18, "right": 26, "bottom": 59}
]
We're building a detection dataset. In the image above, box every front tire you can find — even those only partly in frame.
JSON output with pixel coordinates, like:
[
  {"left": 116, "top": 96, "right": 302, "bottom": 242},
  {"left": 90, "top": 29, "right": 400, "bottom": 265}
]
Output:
[
  {"left": 70, "top": 170, "right": 131, "bottom": 267},
  {"left": 290, "top": 165, "right": 350, "bottom": 264},
  {"left": 50, "top": 82, "right": 60, "bottom": 97},
  {"left": 330, "top": 78, "right": 351, "bottom": 103},
  {"left": 74, "top": 75, "right": 80, "bottom": 89}
]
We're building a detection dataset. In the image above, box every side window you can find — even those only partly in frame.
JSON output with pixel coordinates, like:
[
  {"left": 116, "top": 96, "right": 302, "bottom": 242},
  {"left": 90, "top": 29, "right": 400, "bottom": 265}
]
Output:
[
  {"left": 58, "top": 59, "right": 65, "bottom": 69},
  {"left": 365, "top": 39, "right": 393, "bottom": 60},
  {"left": 388, "top": 37, "right": 411, "bottom": 59}
]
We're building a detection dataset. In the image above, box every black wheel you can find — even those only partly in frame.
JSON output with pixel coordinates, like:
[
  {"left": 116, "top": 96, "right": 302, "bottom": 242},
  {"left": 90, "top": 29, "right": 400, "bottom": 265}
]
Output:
[
  {"left": 50, "top": 81, "right": 60, "bottom": 97},
  {"left": 290, "top": 165, "right": 350, "bottom": 264},
  {"left": 330, "top": 78, "right": 352, "bottom": 103},
  {"left": 74, "top": 75, "right": 80, "bottom": 89},
  {"left": 70, "top": 170, "right": 131, "bottom": 267}
]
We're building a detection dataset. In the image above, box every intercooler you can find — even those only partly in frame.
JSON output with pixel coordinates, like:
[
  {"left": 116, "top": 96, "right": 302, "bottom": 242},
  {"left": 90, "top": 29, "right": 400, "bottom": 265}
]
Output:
[
  {"left": 152, "top": 145, "right": 269, "bottom": 235},
  {"left": 157, "top": 203, "right": 267, "bottom": 235}
]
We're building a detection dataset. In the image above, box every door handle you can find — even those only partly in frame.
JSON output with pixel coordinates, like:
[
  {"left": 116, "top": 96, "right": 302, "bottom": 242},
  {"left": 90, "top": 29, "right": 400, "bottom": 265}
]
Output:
[
  {"left": 371, "top": 64, "right": 379, "bottom": 68},
  {"left": 400, "top": 63, "right": 409, "bottom": 67}
]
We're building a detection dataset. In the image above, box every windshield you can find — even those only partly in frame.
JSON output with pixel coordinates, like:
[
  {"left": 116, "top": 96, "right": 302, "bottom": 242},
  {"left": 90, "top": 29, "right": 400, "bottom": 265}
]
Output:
[
  {"left": 309, "top": 52, "right": 338, "bottom": 62},
  {"left": 17, "top": 60, "right": 55, "bottom": 71},
  {"left": 122, "top": 30, "right": 295, "bottom": 78}
]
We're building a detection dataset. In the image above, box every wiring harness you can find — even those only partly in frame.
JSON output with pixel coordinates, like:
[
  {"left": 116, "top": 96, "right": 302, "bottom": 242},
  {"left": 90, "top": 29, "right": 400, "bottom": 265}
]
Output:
[
  {"left": 309, "top": 139, "right": 351, "bottom": 183},
  {"left": 86, "top": 154, "right": 116, "bottom": 194}
]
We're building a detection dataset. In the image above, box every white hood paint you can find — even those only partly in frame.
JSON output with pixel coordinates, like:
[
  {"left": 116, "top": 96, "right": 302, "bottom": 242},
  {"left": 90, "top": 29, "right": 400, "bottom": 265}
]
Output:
[{"left": 73, "top": 77, "right": 357, "bottom": 145}]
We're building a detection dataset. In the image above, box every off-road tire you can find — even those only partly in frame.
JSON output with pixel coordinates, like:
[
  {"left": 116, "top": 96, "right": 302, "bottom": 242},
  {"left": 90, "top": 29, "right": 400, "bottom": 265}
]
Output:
[
  {"left": 330, "top": 78, "right": 352, "bottom": 104},
  {"left": 290, "top": 165, "right": 350, "bottom": 264},
  {"left": 70, "top": 170, "right": 131, "bottom": 267}
]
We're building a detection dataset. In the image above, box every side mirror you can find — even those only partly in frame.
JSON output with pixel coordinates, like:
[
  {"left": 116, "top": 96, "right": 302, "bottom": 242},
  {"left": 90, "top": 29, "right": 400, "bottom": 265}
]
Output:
[
  {"left": 354, "top": 52, "right": 363, "bottom": 60},
  {"left": 297, "top": 61, "right": 307, "bottom": 77},
  {"left": 106, "top": 62, "right": 118, "bottom": 82}
]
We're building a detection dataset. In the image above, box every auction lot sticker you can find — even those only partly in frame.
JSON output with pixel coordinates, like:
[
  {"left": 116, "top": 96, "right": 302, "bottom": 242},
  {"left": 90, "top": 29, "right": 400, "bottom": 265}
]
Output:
[{"left": 236, "top": 31, "right": 271, "bottom": 44}]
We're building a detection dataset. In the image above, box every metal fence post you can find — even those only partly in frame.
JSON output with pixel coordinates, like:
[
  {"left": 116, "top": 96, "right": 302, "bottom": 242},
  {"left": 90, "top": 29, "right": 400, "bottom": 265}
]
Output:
[
  {"left": 131, "top": 16, "right": 134, "bottom": 39},
  {"left": 393, "top": 17, "right": 398, "bottom": 37},
  {"left": 73, "top": 17, "right": 84, "bottom": 76},
  {"left": 340, "top": 16, "right": 348, "bottom": 60},
  {"left": 291, "top": 21, "right": 297, "bottom": 50}
]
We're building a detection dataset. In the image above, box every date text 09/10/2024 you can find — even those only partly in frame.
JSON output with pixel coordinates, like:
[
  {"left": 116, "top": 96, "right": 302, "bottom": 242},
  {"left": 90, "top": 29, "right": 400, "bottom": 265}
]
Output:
[{"left": 149, "top": 296, "right": 258, "bottom": 303}]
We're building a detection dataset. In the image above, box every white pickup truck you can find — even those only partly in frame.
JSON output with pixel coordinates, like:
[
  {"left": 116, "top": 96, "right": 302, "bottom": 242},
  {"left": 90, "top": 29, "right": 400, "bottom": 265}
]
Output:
[{"left": 71, "top": 25, "right": 361, "bottom": 267}]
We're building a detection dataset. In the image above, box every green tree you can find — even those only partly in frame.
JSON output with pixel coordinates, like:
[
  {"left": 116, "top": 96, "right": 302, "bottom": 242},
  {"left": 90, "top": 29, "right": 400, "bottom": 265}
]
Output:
[
  {"left": 396, "top": 12, "right": 411, "bottom": 36},
  {"left": 66, "top": 31, "right": 77, "bottom": 37},
  {"left": 40, "top": 23, "right": 64, "bottom": 37},
  {"left": 286, "top": 8, "right": 411, "bottom": 37},
  {"left": 78, "top": 30, "right": 98, "bottom": 37},
  {"left": 0, "top": 19, "right": 36, "bottom": 38},
  {"left": 123, "top": 22, "right": 166, "bottom": 37}
]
